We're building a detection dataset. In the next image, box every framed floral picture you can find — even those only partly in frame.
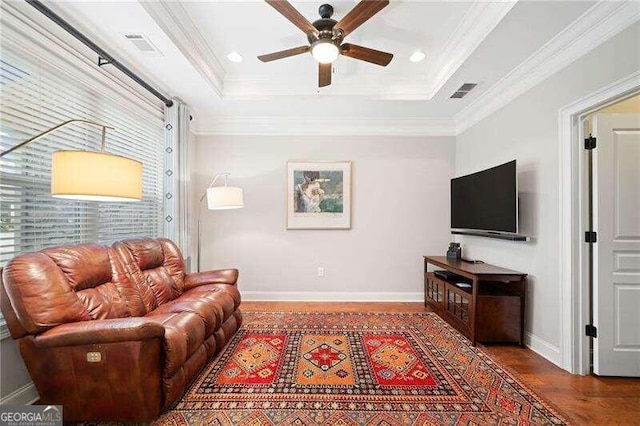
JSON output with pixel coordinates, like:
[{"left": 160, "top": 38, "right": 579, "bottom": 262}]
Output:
[{"left": 286, "top": 161, "right": 352, "bottom": 229}]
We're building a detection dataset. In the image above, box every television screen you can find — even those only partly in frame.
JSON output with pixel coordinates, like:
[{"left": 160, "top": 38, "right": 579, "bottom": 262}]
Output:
[{"left": 451, "top": 160, "right": 517, "bottom": 234}]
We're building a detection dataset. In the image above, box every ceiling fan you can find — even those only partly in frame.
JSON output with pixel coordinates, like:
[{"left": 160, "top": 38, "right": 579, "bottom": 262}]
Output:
[{"left": 258, "top": 0, "right": 394, "bottom": 87}]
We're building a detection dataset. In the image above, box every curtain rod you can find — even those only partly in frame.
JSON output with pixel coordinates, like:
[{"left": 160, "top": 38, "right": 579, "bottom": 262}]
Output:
[{"left": 27, "top": 0, "right": 174, "bottom": 108}]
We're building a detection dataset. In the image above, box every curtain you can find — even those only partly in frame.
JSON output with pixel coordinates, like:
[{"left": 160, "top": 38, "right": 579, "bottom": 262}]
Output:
[{"left": 163, "top": 99, "right": 192, "bottom": 269}]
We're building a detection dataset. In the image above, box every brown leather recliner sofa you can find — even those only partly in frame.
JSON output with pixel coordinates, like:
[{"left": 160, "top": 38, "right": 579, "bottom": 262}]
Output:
[{"left": 0, "top": 238, "right": 242, "bottom": 422}]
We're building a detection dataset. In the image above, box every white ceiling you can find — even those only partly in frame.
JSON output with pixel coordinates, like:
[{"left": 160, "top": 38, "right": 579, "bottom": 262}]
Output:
[{"left": 44, "top": 0, "right": 603, "bottom": 132}]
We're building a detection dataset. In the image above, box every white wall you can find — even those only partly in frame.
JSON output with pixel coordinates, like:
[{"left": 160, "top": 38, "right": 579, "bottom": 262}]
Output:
[
  {"left": 193, "top": 135, "right": 455, "bottom": 300},
  {"left": 455, "top": 22, "right": 640, "bottom": 362}
]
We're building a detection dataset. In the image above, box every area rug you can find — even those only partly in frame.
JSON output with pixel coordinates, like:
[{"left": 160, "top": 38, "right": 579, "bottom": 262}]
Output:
[{"left": 155, "top": 312, "right": 567, "bottom": 425}]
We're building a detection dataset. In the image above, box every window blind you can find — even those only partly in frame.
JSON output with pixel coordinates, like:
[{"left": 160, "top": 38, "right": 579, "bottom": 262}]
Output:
[{"left": 0, "top": 42, "right": 164, "bottom": 265}]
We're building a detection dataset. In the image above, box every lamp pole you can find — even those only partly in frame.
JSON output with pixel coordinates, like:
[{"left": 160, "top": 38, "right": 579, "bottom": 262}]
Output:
[{"left": 196, "top": 173, "right": 231, "bottom": 272}]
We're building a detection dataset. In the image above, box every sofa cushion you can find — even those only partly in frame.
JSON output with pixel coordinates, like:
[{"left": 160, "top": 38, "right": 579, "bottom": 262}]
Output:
[
  {"left": 45, "top": 245, "right": 142, "bottom": 320},
  {"left": 184, "top": 269, "right": 239, "bottom": 290},
  {"left": 1, "top": 244, "right": 142, "bottom": 333},
  {"left": 146, "top": 294, "right": 223, "bottom": 336},
  {"left": 157, "top": 239, "right": 186, "bottom": 292},
  {"left": 113, "top": 241, "right": 158, "bottom": 315},
  {"left": 114, "top": 239, "right": 186, "bottom": 310},
  {"left": 185, "top": 285, "right": 239, "bottom": 321},
  {"left": 42, "top": 244, "right": 112, "bottom": 291},
  {"left": 144, "top": 312, "right": 206, "bottom": 378},
  {"left": 123, "top": 238, "right": 164, "bottom": 270},
  {"left": 2, "top": 252, "right": 91, "bottom": 335},
  {"left": 76, "top": 284, "right": 129, "bottom": 319}
]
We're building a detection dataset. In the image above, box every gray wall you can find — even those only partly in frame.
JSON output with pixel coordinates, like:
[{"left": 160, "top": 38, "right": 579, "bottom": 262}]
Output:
[
  {"left": 0, "top": 334, "right": 37, "bottom": 404},
  {"left": 193, "top": 135, "right": 456, "bottom": 300},
  {"left": 454, "top": 22, "right": 640, "bottom": 360}
]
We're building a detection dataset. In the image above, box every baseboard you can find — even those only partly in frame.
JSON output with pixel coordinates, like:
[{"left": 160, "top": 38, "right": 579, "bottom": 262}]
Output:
[
  {"left": 0, "top": 382, "right": 38, "bottom": 405},
  {"left": 525, "top": 331, "right": 562, "bottom": 367},
  {"left": 242, "top": 291, "right": 424, "bottom": 302}
]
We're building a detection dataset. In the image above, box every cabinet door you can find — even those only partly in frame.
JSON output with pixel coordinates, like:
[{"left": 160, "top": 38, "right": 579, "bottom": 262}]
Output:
[
  {"left": 425, "top": 274, "right": 445, "bottom": 310},
  {"left": 446, "top": 284, "right": 471, "bottom": 325},
  {"left": 476, "top": 295, "right": 521, "bottom": 343}
]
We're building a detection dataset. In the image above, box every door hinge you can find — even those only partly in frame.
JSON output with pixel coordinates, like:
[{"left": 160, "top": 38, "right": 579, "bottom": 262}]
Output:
[
  {"left": 585, "top": 231, "right": 597, "bottom": 243},
  {"left": 585, "top": 136, "right": 597, "bottom": 150},
  {"left": 585, "top": 324, "right": 598, "bottom": 338}
]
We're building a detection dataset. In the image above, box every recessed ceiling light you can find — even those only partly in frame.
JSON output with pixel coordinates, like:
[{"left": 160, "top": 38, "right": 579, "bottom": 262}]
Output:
[
  {"left": 227, "top": 52, "right": 243, "bottom": 63},
  {"left": 409, "top": 51, "right": 426, "bottom": 63}
]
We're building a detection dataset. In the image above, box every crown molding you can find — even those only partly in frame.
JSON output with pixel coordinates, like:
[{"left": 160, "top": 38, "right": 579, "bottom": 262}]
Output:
[
  {"left": 223, "top": 74, "right": 432, "bottom": 100},
  {"left": 425, "top": 0, "right": 517, "bottom": 99},
  {"left": 192, "top": 116, "right": 456, "bottom": 137},
  {"left": 455, "top": 0, "right": 640, "bottom": 134},
  {"left": 141, "top": 0, "right": 225, "bottom": 97}
]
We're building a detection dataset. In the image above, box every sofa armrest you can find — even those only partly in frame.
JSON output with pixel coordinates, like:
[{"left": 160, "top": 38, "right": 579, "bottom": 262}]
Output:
[
  {"left": 33, "top": 318, "right": 165, "bottom": 348},
  {"left": 185, "top": 268, "right": 238, "bottom": 291}
]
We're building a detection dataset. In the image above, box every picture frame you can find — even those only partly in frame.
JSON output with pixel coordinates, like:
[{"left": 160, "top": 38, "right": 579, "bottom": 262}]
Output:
[{"left": 286, "top": 161, "right": 352, "bottom": 229}]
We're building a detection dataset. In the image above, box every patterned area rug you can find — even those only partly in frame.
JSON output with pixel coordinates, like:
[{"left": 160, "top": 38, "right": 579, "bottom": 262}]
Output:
[{"left": 155, "top": 312, "right": 567, "bottom": 425}]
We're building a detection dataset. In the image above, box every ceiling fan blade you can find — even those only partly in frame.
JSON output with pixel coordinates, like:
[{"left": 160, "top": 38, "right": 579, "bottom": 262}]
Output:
[
  {"left": 319, "top": 63, "right": 332, "bottom": 87},
  {"left": 258, "top": 46, "right": 310, "bottom": 62},
  {"left": 265, "top": 0, "right": 317, "bottom": 35},
  {"left": 340, "top": 43, "right": 393, "bottom": 66},
  {"left": 334, "top": 0, "right": 389, "bottom": 38}
]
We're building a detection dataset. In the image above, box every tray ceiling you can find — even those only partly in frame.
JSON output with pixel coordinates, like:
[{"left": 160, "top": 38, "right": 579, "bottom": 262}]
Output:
[{"left": 36, "top": 0, "right": 631, "bottom": 133}]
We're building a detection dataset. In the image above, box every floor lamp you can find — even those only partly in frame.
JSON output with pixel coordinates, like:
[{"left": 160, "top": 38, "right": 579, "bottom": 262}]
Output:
[{"left": 197, "top": 173, "right": 243, "bottom": 272}]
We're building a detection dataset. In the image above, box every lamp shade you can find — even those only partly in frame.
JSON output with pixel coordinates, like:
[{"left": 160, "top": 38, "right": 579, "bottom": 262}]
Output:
[
  {"left": 51, "top": 150, "right": 143, "bottom": 202},
  {"left": 207, "top": 186, "right": 243, "bottom": 210}
]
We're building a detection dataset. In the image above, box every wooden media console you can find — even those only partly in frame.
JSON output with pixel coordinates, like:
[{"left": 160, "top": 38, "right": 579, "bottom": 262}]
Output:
[{"left": 423, "top": 256, "right": 527, "bottom": 346}]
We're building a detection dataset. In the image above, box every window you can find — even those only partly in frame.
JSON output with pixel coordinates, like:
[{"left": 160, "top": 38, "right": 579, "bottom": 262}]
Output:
[{"left": 0, "top": 39, "right": 164, "bottom": 265}]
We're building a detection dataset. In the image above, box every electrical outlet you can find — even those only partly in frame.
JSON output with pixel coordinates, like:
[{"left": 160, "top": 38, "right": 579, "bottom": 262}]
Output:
[{"left": 317, "top": 267, "right": 325, "bottom": 277}]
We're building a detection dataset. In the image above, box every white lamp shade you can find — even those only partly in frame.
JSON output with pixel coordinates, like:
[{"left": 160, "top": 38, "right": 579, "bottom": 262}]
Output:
[
  {"left": 51, "top": 150, "right": 143, "bottom": 202},
  {"left": 207, "top": 186, "right": 243, "bottom": 210}
]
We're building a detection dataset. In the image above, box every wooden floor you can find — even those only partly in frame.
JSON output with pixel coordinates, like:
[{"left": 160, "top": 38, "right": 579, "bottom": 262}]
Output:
[{"left": 242, "top": 302, "right": 640, "bottom": 425}]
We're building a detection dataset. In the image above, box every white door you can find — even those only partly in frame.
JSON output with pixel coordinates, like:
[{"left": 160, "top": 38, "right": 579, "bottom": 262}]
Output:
[{"left": 593, "top": 113, "right": 640, "bottom": 376}]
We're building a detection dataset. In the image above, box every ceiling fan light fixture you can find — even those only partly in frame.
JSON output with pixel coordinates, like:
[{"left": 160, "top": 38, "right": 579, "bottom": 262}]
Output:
[
  {"left": 311, "top": 39, "right": 339, "bottom": 64},
  {"left": 259, "top": 0, "right": 394, "bottom": 87}
]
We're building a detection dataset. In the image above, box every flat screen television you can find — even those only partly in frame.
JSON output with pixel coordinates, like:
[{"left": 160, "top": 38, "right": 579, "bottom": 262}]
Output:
[{"left": 451, "top": 160, "right": 518, "bottom": 235}]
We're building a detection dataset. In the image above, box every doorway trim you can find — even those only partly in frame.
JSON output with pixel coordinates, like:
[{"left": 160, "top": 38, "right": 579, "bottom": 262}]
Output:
[{"left": 558, "top": 70, "right": 640, "bottom": 374}]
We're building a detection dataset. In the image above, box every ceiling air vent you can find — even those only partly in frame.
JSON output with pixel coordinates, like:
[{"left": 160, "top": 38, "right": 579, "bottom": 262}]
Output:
[
  {"left": 450, "top": 83, "right": 477, "bottom": 99},
  {"left": 124, "top": 33, "right": 162, "bottom": 56}
]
